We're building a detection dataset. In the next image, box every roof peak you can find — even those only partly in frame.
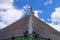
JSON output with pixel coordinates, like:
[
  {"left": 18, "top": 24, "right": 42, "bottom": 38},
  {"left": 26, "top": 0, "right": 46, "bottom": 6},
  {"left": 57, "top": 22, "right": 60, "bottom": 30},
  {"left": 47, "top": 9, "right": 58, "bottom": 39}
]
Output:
[{"left": 30, "top": 7, "right": 34, "bottom": 16}]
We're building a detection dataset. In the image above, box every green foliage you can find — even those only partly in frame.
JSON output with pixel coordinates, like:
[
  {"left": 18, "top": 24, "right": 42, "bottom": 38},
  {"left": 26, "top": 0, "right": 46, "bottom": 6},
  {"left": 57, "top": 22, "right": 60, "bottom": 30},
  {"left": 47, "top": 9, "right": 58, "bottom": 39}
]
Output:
[{"left": 1, "top": 37, "right": 47, "bottom": 40}]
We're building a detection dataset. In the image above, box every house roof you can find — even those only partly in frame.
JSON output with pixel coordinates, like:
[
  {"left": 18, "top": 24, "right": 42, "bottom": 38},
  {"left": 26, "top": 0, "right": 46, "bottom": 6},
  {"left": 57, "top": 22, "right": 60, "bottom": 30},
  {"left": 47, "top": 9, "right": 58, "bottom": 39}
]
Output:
[
  {"left": 0, "top": 15, "right": 60, "bottom": 38},
  {"left": 32, "top": 15, "right": 60, "bottom": 35},
  {"left": 0, "top": 15, "right": 29, "bottom": 39},
  {"left": 0, "top": 8, "right": 60, "bottom": 39}
]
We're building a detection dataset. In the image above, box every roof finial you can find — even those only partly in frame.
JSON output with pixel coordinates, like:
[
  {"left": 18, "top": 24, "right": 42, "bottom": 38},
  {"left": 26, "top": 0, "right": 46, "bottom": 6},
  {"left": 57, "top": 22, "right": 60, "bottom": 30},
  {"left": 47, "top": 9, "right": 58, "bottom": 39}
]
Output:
[
  {"left": 30, "top": 7, "right": 32, "bottom": 11},
  {"left": 30, "top": 7, "right": 34, "bottom": 15}
]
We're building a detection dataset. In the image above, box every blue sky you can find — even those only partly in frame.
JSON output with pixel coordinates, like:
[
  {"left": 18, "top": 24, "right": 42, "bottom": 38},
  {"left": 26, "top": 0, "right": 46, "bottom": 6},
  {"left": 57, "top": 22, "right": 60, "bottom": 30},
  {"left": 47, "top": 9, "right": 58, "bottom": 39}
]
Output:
[
  {"left": 0, "top": 0, "right": 60, "bottom": 31},
  {"left": 13, "top": 0, "right": 60, "bottom": 22}
]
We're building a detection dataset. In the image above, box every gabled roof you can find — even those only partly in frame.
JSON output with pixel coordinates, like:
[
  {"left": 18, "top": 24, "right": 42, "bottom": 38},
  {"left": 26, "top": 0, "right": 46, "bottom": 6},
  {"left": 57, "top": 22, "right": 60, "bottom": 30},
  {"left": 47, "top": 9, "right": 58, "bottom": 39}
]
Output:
[
  {"left": 32, "top": 15, "right": 60, "bottom": 35},
  {"left": 0, "top": 15, "right": 60, "bottom": 39},
  {"left": 0, "top": 16, "right": 29, "bottom": 38},
  {"left": 0, "top": 8, "right": 60, "bottom": 39}
]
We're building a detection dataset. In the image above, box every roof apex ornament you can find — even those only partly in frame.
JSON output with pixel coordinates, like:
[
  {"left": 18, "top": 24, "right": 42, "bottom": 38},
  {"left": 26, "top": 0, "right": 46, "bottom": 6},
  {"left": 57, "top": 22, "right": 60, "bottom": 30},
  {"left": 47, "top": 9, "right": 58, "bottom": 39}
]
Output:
[
  {"left": 30, "top": 7, "right": 32, "bottom": 11},
  {"left": 30, "top": 7, "right": 34, "bottom": 15}
]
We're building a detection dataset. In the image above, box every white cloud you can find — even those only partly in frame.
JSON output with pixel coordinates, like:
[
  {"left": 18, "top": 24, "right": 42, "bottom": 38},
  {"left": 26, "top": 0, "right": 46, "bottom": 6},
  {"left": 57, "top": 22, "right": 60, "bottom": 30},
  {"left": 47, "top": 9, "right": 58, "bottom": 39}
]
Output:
[
  {"left": 44, "top": 0, "right": 53, "bottom": 5},
  {"left": 0, "top": 22, "right": 7, "bottom": 29},
  {"left": 40, "top": 18, "right": 45, "bottom": 22},
  {"left": 47, "top": 7, "right": 60, "bottom": 31},
  {"left": 33, "top": 10, "right": 43, "bottom": 18},
  {"left": 23, "top": 4, "right": 30, "bottom": 10},
  {"left": 0, "top": 0, "right": 43, "bottom": 29},
  {"left": 0, "top": 0, "right": 13, "bottom": 9},
  {"left": 48, "top": 23, "right": 60, "bottom": 32},
  {"left": 51, "top": 7, "right": 60, "bottom": 23},
  {"left": 0, "top": 9, "right": 25, "bottom": 25},
  {"left": 33, "top": 10, "right": 45, "bottom": 22},
  {"left": 0, "top": 0, "right": 30, "bottom": 29}
]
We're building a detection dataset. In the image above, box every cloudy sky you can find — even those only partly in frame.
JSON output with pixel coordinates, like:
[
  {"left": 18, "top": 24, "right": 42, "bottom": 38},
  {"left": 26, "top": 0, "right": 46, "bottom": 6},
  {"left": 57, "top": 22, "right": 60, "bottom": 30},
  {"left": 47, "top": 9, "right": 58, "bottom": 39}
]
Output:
[{"left": 0, "top": 0, "right": 60, "bottom": 32}]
